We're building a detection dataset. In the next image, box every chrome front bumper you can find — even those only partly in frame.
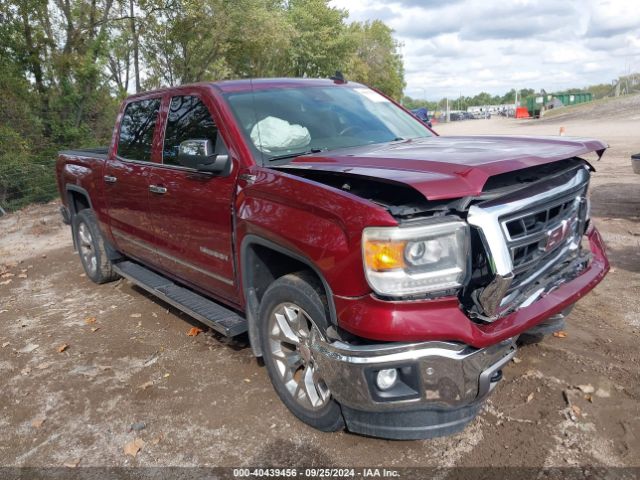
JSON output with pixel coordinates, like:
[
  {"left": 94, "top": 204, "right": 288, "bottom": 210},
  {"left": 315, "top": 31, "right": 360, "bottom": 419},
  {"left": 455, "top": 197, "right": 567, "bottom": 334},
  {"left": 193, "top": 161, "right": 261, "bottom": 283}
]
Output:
[{"left": 311, "top": 336, "right": 516, "bottom": 412}]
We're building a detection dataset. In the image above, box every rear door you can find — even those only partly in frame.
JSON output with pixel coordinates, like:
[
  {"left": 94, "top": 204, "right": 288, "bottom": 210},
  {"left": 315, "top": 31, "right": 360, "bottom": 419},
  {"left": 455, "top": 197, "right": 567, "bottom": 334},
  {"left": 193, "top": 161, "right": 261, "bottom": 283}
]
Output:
[
  {"left": 105, "top": 97, "right": 161, "bottom": 265},
  {"left": 147, "top": 94, "right": 239, "bottom": 303}
]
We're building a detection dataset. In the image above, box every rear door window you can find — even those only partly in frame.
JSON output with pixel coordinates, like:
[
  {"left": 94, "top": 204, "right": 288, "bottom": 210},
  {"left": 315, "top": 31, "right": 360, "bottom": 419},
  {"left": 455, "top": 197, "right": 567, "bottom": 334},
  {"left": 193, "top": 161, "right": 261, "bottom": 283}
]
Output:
[
  {"left": 163, "top": 96, "right": 224, "bottom": 166},
  {"left": 117, "top": 98, "right": 161, "bottom": 162}
]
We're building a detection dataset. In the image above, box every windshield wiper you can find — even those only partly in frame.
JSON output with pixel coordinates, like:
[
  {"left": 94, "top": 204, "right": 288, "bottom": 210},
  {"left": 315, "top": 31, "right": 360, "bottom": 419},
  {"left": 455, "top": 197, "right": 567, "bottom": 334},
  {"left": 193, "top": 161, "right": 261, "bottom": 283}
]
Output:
[{"left": 267, "top": 148, "right": 326, "bottom": 162}]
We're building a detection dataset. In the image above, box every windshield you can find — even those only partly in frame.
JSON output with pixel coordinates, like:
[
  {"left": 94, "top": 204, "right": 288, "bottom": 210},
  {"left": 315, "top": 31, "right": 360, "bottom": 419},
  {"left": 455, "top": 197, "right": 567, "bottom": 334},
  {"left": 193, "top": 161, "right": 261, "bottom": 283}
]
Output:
[{"left": 224, "top": 85, "right": 433, "bottom": 163}]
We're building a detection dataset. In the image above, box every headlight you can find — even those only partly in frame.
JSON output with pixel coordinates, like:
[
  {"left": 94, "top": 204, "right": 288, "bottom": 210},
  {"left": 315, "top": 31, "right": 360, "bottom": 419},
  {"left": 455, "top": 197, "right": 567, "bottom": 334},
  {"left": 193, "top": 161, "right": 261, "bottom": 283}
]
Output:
[{"left": 362, "top": 217, "right": 470, "bottom": 296}]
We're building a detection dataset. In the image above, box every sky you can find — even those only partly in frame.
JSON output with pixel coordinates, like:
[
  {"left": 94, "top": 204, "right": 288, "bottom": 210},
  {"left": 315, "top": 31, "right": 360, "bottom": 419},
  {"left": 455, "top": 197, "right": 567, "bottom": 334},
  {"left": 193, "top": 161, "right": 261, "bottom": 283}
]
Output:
[{"left": 330, "top": 0, "right": 640, "bottom": 100}]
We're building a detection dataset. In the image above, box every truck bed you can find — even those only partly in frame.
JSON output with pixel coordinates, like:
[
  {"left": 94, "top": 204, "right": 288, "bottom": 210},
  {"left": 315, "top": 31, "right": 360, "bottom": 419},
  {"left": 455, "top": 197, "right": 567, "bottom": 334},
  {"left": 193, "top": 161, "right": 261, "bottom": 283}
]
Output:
[{"left": 59, "top": 147, "right": 109, "bottom": 159}]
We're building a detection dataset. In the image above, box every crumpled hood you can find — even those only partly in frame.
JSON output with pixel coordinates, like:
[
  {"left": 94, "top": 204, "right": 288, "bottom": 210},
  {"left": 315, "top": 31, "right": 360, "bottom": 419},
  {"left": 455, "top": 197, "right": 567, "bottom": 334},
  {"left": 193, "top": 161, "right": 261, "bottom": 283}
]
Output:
[{"left": 281, "top": 135, "right": 607, "bottom": 200}]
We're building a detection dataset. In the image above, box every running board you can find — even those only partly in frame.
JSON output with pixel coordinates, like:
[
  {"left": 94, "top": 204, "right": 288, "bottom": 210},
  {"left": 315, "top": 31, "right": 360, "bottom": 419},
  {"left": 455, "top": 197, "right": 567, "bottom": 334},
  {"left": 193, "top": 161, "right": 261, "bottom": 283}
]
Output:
[{"left": 112, "top": 261, "right": 247, "bottom": 337}]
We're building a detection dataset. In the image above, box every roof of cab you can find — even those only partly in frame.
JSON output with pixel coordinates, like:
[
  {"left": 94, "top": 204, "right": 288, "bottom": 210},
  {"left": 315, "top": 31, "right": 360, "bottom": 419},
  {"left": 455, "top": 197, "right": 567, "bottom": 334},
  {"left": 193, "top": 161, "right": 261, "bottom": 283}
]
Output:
[
  {"left": 213, "top": 77, "right": 360, "bottom": 93},
  {"left": 123, "top": 77, "right": 361, "bottom": 101}
]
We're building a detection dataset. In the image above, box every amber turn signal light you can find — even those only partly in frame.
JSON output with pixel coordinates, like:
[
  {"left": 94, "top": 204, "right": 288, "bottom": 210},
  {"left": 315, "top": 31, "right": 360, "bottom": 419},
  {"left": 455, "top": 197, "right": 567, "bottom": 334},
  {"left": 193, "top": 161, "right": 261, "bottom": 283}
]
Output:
[{"left": 364, "top": 240, "right": 406, "bottom": 271}]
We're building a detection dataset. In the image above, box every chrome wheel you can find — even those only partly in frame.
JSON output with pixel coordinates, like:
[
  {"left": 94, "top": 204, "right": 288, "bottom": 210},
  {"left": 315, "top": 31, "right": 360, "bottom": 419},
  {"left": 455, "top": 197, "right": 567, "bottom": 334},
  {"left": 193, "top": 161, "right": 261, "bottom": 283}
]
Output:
[
  {"left": 268, "top": 302, "right": 331, "bottom": 410},
  {"left": 77, "top": 222, "right": 97, "bottom": 276}
]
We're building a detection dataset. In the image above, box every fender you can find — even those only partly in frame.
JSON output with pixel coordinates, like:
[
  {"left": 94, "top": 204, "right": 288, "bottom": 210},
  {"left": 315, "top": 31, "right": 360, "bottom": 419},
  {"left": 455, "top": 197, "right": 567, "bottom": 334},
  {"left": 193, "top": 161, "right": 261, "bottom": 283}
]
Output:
[{"left": 240, "top": 234, "right": 338, "bottom": 357}]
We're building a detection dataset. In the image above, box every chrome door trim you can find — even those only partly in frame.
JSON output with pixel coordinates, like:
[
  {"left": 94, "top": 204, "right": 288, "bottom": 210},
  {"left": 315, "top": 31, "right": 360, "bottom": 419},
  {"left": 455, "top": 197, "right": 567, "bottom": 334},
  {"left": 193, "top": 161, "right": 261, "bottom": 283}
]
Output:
[
  {"left": 112, "top": 228, "right": 234, "bottom": 286},
  {"left": 149, "top": 184, "right": 168, "bottom": 194}
]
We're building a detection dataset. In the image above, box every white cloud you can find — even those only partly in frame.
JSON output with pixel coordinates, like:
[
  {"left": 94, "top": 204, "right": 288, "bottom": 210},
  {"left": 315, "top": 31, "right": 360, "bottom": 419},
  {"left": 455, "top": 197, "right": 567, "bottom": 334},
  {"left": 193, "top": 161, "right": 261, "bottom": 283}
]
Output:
[
  {"left": 331, "top": 0, "right": 640, "bottom": 99},
  {"left": 585, "top": 0, "right": 640, "bottom": 37}
]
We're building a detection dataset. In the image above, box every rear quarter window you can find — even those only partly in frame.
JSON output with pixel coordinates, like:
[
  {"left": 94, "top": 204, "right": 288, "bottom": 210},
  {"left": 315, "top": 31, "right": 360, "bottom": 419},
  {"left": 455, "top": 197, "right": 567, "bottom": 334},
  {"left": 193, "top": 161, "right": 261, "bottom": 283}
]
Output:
[{"left": 117, "top": 98, "right": 161, "bottom": 162}]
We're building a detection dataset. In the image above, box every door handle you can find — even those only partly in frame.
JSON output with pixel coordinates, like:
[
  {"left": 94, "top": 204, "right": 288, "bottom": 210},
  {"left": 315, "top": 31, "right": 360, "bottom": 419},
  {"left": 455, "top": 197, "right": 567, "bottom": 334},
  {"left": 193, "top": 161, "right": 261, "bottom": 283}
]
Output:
[
  {"left": 149, "top": 184, "right": 168, "bottom": 195},
  {"left": 104, "top": 175, "right": 117, "bottom": 184}
]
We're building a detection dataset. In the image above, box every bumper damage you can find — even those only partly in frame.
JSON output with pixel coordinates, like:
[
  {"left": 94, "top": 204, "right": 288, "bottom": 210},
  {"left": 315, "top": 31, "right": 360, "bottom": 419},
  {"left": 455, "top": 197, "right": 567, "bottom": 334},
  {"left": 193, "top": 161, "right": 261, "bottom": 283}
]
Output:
[
  {"left": 312, "top": 336, "right": 516, "bottom": 439},
  {"left": 335, "top": 226, "right": 609, "bottom": 348},
  {"left": 315, "top": 226, "right": 607, "bottom": 439}
]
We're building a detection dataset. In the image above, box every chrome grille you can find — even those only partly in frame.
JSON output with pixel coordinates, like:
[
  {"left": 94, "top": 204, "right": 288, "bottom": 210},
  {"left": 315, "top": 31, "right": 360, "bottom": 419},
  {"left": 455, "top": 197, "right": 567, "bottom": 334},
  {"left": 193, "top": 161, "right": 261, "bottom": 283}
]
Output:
[
  {"left": 501, "top": 192, "right": 584, "bottom": 293},
  {"left": 467, "top": 167, "right": 590, "bottom": 320}
]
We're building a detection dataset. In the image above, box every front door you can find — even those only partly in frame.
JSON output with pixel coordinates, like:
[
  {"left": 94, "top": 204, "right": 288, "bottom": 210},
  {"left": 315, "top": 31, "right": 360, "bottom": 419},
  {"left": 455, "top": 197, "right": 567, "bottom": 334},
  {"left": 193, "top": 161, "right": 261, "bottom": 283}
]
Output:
[
  {"left": 147, "top": 94, "right": 238, "bottom": 303},
  {"left": 105, "top": 97, "right": 161, "bottom": 266}
]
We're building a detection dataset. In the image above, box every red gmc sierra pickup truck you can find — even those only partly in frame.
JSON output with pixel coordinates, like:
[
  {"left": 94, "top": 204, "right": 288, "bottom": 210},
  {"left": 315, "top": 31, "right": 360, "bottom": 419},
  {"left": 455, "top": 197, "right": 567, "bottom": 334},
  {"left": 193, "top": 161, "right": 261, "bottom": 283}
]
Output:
[{"left": 56, "top": 78, "right": 609, "bottom": 439}]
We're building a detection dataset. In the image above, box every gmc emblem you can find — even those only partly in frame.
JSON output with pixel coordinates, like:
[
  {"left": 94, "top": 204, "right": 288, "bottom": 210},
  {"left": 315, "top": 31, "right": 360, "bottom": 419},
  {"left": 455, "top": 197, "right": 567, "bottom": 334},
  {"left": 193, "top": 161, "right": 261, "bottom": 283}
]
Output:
[{"left": 541, "top": 219, "right": 572, "bottom": 253}]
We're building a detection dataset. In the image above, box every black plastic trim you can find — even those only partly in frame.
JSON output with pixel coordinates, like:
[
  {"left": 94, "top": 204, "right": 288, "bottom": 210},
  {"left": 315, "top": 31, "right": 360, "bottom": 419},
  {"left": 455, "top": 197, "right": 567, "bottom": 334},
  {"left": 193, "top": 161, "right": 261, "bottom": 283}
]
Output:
[
  {"left": 65, "top": 184, "right": 94, "bottom": 213},
  {"left": 59, "top": 148, "right": 108, "bottom": 159},
  {"left": 340, "top": 402, "right": 481, "bottom": 440},
  {"left": 522, "top": 314, "right": 567, "bottom": 336},
  {"left": 65, "top": 185, "right": 94, "bottom": 251},
  {"left": 240, "top": 234, "right": 338, "bottom": 357}
]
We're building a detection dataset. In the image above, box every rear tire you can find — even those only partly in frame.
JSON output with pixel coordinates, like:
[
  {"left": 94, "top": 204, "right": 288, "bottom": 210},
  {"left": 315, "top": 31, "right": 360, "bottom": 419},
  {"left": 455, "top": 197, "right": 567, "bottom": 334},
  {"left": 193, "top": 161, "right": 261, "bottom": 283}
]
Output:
[
  {"left": 73, "top": 209, "right": 119, "bottom": 284},
  {"left": 258, "top": 272, "right": 344, "bottom": 432}
]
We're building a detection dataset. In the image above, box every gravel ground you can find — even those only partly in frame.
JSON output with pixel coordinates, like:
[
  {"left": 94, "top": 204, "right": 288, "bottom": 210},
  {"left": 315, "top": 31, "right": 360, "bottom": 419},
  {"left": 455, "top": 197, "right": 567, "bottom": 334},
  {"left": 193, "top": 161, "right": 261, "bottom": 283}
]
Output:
[{"left": 0, "top": 112, "right": 639, "bottom": 471}]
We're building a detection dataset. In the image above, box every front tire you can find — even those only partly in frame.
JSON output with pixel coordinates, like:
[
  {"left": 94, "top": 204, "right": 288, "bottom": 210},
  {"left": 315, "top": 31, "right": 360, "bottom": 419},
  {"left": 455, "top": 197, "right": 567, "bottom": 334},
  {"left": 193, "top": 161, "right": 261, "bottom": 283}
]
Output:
[
  {"left": 258, "top": 272, "right": 344, "bottom": 432},
  {"left": 517, "top": 332, "right": 546, "bottom": 345},
  {"left": 72, "top": 209, "right": 119, "bottom": 284}
]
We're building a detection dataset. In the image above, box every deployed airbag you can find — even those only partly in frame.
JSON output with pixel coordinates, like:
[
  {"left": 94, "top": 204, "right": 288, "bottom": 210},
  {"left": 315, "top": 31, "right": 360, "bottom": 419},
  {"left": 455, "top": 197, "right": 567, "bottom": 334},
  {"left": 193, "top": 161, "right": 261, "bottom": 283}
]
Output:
[{"left": 250, "top": 116, "right": 311, "bottom": 153}]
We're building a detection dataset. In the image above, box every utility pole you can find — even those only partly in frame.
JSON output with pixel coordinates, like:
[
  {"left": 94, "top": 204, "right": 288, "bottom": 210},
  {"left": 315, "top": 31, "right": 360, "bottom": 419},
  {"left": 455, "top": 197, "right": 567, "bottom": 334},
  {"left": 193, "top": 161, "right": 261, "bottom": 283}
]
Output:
[
  {"left": 130, "top": 0, "right": 141, "bottom": 93},
  {"left": 446, "top": 97, "right": 450, "bottom": 122}
]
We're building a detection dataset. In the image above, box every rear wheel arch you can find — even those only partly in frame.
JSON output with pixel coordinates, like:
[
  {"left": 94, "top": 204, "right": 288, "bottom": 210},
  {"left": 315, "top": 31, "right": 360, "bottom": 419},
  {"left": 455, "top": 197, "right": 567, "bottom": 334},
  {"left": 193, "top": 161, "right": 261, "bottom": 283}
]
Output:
[
  {"left": 65, "top": 185, "right": 121, "bottom": 261},
  {"left": 240, "top": 235, "right": 338, "bottom": 357},
  {"left": 66, "top": 185, "right": 93, "bottom": 217},
  {"left": 65, "top": 185, "right": 93, "bottom": 251}
]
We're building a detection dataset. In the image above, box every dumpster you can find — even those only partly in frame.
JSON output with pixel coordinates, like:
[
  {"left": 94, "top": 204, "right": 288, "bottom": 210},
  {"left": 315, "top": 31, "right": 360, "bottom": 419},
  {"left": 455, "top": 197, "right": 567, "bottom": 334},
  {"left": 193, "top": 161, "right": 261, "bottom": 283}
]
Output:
[
  {"left": 523, "top": 91, "right": 592, "bottom": 117},
  {"left": 633, "top": 153, "right": 640, "bottom": 174}
]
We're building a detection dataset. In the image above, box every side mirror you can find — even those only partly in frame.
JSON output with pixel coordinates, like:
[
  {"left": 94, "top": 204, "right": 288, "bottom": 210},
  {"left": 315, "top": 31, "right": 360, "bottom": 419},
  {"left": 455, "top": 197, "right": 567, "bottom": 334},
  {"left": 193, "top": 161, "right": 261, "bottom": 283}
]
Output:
[{"left": 177, "top": 139, "right": 229, "bottom": 173}]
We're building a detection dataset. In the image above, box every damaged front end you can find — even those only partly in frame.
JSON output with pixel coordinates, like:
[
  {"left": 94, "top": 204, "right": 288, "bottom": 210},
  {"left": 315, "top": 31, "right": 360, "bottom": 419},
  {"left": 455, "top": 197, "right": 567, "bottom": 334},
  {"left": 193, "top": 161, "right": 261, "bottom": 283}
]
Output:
[
  {"left": 279, "top": 157, "right": 597, "bottom": 324},
  {"left": 464, "top": 165, "right": 592, "bottom": 322},
  {"left": 275, "top": 156, "right": 607, "bottom": 440}
]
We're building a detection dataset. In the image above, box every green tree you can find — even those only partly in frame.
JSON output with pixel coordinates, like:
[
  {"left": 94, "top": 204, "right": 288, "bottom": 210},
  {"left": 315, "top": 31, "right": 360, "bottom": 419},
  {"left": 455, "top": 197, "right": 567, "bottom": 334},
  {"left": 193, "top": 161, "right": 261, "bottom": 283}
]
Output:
[
  {"left": 0, "top": 0, "right": 409, "bottom": 211},
  {"left": 401, "top": 96, "right": 438, "bottom": 111},
  {"left": 519, "top": 88, "right": 535, "bottom": 98},
  {"left": 225, "top": 0, "right": 293, "bottom": 78},
  {"left": 286, "top": 0, "right": 351, "bottom": 78},
  {"left": 346, "top": 20, "right": 405, "bottom": 100},
  {"left": 0, "top": 0, "right": 119, "bottom": 210},
  {"left": 588, "top": 83, "right": 614, "bottom": 99},
  {"left": 141, "top": 0, "right": 233, "bottom": 88},
  {"left": 500, "top": 88, "right": 516, "bottom": 104}
]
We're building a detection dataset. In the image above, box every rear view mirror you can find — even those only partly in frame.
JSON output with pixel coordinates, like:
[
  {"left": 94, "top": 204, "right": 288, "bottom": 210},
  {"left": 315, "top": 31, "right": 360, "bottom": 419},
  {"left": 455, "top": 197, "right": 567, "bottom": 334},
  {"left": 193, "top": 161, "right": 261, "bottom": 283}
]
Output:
[{"left": 177, "top": 139, "right": 229, "bottom": 173}]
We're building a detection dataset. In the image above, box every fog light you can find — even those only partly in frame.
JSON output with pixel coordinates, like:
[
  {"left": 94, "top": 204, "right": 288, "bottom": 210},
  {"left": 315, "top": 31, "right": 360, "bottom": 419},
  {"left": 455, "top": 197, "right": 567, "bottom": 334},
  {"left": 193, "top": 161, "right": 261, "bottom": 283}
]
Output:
[{"left": 376, "top": 368, "right": 398, "bottom": 390}]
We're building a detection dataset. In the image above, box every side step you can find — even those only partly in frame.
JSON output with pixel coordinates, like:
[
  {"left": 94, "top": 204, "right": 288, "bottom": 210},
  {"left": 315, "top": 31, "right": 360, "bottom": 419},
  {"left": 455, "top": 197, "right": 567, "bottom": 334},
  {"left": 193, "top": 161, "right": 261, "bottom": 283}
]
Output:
[{"left": 112, "top": 260, "right": 247, "bottom": 337}]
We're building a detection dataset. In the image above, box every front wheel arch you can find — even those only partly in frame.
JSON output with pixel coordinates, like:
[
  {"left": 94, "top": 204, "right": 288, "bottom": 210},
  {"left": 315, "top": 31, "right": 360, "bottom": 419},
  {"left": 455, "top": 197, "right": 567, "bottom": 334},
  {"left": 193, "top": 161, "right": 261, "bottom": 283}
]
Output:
[
  {"left": 258, "top": 272, "right": 344, "bottom": 431},
  {"left": 240, "top": 235, "right": 338, "bottom": 357}
]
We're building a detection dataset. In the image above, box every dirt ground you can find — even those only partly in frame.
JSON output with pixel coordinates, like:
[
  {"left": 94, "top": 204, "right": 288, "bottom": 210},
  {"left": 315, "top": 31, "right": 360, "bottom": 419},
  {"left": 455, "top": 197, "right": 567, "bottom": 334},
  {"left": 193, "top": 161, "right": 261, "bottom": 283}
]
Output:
[{"left": 1, "top": 111, "right": 639, "bottom": 470}]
